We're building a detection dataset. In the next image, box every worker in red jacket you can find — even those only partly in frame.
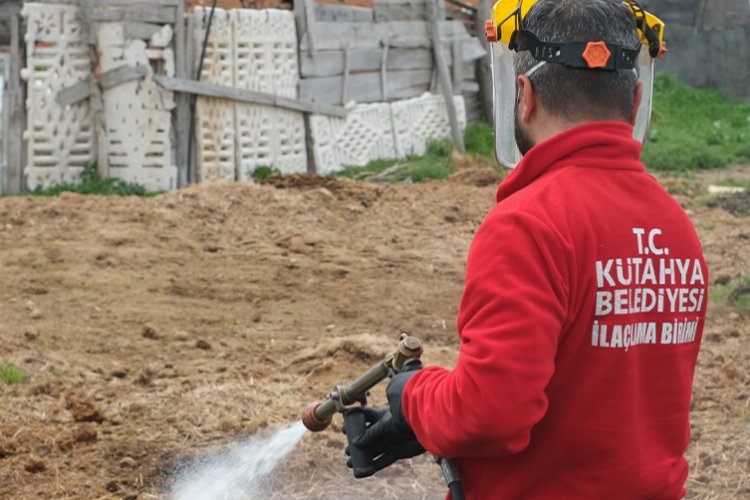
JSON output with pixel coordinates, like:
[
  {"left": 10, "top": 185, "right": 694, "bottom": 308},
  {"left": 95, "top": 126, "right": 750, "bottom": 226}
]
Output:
[{"left": 344, "top": 0, "right": 708, "bottom": 498}]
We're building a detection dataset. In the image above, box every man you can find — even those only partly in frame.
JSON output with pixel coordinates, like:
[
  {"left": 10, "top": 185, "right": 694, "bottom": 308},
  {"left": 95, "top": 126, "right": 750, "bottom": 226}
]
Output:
[{"left": 345, "top": 0, "right": 708, "bottom": 498}]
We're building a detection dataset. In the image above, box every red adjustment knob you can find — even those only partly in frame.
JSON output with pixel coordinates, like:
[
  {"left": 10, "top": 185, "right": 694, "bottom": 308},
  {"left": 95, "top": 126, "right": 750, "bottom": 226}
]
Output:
[
  {"left": 302, "top": 402, "right": 332, "bottom": 432},
  {"left": 658, "top": 41, "right": 668, "bottom": 59},
  {"left": 485, "top": 19, "right": 497, "bottom": 43}
]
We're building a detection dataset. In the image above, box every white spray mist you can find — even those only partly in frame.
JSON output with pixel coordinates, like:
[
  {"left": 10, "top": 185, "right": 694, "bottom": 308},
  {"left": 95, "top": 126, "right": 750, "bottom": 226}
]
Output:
[{"left": 171, "top": 421, "right": 306, "bottom": 500}]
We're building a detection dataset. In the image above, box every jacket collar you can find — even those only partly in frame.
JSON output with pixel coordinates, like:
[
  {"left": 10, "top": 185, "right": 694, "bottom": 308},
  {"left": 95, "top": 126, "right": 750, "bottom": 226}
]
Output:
[{"left": 496, "top": 121, "right": 644, "bottom": 203}]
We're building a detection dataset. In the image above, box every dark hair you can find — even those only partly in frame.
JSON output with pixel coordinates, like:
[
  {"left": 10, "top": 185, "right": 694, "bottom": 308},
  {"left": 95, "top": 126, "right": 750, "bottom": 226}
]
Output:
[{"left": 514, "top": 0, "right": 641, "bottom": 122}]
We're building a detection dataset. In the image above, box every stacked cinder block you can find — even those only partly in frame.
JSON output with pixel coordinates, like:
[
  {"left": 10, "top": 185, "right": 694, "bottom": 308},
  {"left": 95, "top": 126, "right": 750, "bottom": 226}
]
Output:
[
  {"left": 391, "top": 93, "right": 466, "bottom": 157},
  {"left": 194, "top": 8, "right": 236, "bottom": 182},
  {"left": 194, "top": 7, "right": 306, "bottom": 182},
  {"left": 310, "top": 103, "right": 395, "bottom": 176},
  {"left": 21, "top": 3, "right": 94, "bottom": 190},
  {"left": 233, "top": 9, "right": 306, "bottom": 180},
  {"left": 310, "top": 93, "right": 465, "bottom": 174},
  {"left": 97, "top": 23, "right": 178, "bottom": 192}
]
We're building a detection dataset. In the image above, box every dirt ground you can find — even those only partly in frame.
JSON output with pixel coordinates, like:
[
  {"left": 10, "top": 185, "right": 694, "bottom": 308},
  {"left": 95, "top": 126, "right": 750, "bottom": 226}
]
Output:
[{"left": 0, "top": 164, "right": 748, "bottom": 499}]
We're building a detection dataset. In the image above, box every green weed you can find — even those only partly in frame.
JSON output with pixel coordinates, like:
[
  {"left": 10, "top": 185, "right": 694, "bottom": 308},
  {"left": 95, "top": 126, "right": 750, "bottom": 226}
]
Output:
[
  {"left": 729, "top": 276, "right": 750, "bottom": 310},
  {"left": 464, "top": 121, "right": 495, "bottom": 160},
  {"left": 642, "top": 75, "right": 750, "bottom": 172},
  {"left": 711, "top": 178, "right": 750, "bottom": 190},
  {"left": 27, "top": 163, "right": 152, "bottom": 197},
  {"left": 250, "top": 166, "right": 281, "bottom": 180},
  {"left": 710, "top": 276, "right": 750, "bottom": 310},
  {"left": 335, "top": 137, "right": 457, "bottom": 183},
  {"left": 0, "top": 364, "right": 26, "bottom": 384}
]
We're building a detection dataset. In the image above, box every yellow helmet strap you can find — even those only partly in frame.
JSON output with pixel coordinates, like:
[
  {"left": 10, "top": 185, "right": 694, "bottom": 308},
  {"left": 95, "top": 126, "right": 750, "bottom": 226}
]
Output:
[{"left": 624, "top": 0, "right": 662, "bottom": 57}]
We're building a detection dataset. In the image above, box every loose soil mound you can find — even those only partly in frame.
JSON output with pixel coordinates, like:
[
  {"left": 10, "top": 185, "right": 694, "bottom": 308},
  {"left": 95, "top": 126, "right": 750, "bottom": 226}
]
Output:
[
  {"left": 0, "top": 169, "right": 748, "bottom": 499},
  {"left": 708, "top": 190, "right": 750, "bottom": 217}
]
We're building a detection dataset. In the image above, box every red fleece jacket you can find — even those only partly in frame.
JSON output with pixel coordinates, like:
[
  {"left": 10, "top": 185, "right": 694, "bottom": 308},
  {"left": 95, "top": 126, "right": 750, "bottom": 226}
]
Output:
[{"left": 402, "top": 122, "right": 707, "bottom": 499}]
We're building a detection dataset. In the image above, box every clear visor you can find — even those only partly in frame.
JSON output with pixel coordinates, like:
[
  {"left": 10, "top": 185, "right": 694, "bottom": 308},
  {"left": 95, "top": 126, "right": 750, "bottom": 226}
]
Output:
[
  {"left": 490, "top": 43, "right": 656, "bottom": 168},
  {"left": 633, "top": 45, "right": 655, "bottom": 143},
  {"left": 490, "top": 42, "right": 522, "bottom": 168}
]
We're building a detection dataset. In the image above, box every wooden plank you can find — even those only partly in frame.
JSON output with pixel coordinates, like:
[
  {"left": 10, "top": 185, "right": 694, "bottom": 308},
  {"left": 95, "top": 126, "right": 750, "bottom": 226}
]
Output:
[
  {"left": 57, "top": 76, "right": 93, "bottom": 106},
  {"left": 315, "top": 4, "right": 373, "bottom": 22},
  {"left": 304, "top": 114, "right": 316, "bottom": 174},
  {"left": 299, "top": 39, "right": 482, "bottom": 78},
  {"left": 293, "top": 0, "right": 307, "bottom": 46},
  {"left": 299, "top": 20, "right": 470, "bottom": 51},
  {"left": 124, "top": 22, "right": 163, "bottom": 40},
  {"left": 0, "top": 54, "right": 7, "bottom": 194},
  {"left": 304, "top": 0, "right": 317, "bottom": 57},
  {"left": 474, "top": 0, "right": 493, "bottom": 123},
  {"left": 299, "top": 69, "right": 433, "bottom": 105},
  {"left": 174, "top": 9, "right": 189, "bottom": 188},
  {"left": 462, "top": 91, "right": 481, "bottom": 123},
  {"left": 185, "top": 14, "right": 196, "bottom": 184},
  {"left": 28, "top": 0, "right": 79, "bottom": 4},
  {"left": 380, "top": 44, "right": 389, "bottom": 100},
  {"left": 0, "top": 2, "right": 22, "bottom": 46},
  {"left": 95, "top": 0, "right": 181, "bottom": 6},
  {"left": 6, "top": 14, "right": 23, "bottom": 194},
  {"left": 341, "top": 46, "right": 351, "bottom": 103},
  {"left": 461, "top": 80, "right": 479, "bottom": 92},
  {"left": 451, "top": 40, "right": 462, "bottom": 93},
  {"left": 428, "top": 0, "right": 464, "bottom": 152},
  {"left": 301, "top": 47, "right": 434, "bottom": 77},
  {"left": 462, "top": 37, "right": 486, "bottom": 61},
  {"left": 93, "top": 5, "right": 177, "bottom": 24},
  {"left": 153, "top": 76, "right": 350, "bottom": 118},
  {"left": 99, "top": 64, "right": 149, "bottom": 89},
  {"left": 374, "top": 0, "right": 426, "bottom": 22}
]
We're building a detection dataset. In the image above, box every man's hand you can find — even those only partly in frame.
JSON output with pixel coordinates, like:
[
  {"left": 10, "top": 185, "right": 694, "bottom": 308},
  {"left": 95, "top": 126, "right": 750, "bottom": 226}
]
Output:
[{"left": 343, "top": 364, "right": 425, "bottom": 477}]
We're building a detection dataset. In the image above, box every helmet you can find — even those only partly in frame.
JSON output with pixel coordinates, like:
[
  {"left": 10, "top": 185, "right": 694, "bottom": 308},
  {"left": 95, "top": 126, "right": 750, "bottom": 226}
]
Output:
[{"left": 485, "top": 0, "right": 667, "bottom": 168}]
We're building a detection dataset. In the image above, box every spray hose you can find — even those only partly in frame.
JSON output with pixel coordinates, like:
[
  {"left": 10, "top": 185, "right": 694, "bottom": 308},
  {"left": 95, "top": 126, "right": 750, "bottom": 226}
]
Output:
[{"left": 301, "top": 335, "right": 464, "bottom": 499}]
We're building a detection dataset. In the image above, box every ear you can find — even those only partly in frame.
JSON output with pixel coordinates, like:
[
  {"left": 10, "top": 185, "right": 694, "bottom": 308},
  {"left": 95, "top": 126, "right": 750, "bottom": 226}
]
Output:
[
  {"left": 516, "top": 74, "right": 536, "bottom": 124},
  {"left": 629, "top": 81, "right": 643, "bottom": 126}
]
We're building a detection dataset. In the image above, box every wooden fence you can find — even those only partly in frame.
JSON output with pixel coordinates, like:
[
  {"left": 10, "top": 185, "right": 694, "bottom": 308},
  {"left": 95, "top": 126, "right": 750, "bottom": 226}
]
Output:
[{"left": 0, "top": 0, "right": 492, "bottom": 193}]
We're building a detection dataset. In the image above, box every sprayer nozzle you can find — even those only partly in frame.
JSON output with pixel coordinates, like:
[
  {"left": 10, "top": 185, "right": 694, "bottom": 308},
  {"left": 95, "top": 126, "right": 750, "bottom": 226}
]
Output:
[{"left": 302, "top": 402, "right": 332, "bottom": 432}]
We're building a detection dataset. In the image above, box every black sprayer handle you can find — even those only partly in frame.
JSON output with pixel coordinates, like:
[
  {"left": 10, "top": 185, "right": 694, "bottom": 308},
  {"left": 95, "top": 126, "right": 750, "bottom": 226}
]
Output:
[{"left": 343, "top": 408, "right": 376, "bottom": 478}]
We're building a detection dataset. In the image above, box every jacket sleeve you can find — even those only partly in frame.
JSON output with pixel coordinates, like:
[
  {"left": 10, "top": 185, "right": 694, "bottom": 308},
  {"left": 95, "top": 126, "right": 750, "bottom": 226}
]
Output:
[{"left": 402, "top": 209, "right": 570, "bottom": 458}]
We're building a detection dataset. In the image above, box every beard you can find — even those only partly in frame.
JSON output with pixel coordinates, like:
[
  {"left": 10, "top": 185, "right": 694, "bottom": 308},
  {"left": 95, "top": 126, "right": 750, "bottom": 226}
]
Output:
[{"left": 514, "top": 105, "right": 535, "bottom": 157}]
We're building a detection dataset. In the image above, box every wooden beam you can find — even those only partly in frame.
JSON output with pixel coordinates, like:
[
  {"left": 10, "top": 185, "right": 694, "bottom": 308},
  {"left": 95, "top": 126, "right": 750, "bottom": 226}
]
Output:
[
  {"left": 341, "top": 46, "right": 351, "bottom": 103},
  {"left": 99, "top": 64, "right": 149, "bottom": 89},
  {"left": 57, "top": 65, "right": 149, "bottom": 105},
  {"left": 0, "top": 54, "right": 8, "bottom": 194},
  {"left": 474, "top": 0, "right": 493, "bottom": 123},
  {"left": 301, "top": 48, "right": 433, "bottom": 78},
  {"left": 380, "top": 44, "right": 389, "bottom": 100},
  {"left": 299, "top": 38, "right": 483, "bottom": 78},
  {"left": 451, "top": 40, "right": 462, "bottom": 93},
  {"left": 7, "top": 14, "right": 24, "bottom": 194},
  {"left": 300, "top": 20, "right": 470, "bottom": 51},
  {"left": 300, "top": 69, "right": 433, "bottom": 104},
  {"left": 315, "top": 4, "right": 373, "bottom": 22},
  {"left": 94, "top": 0, "right": 181, "bottom": 6},
  {"left": 293, "top": 0, "right": 308, "bottom": 47},
  {"left": 153, "top": 76, "right": 350, "bottom": 118},
  {"left": 174, "top": 9, "right": 189, "bottom": 188},
  {"left": 93, "top": 5, "right": 176, "bottom": 24},
  {"left": 304, "top": 0, "right": 317, "bottom": 58},
  {"left": 428, "top": 0, "right": 464, "bottom": 152},
  {"left": 124, "top": 22, "right": 163, "bottom": 40},
  {"left": 185, "top": 14, "right": 196, "bottom": 184},
  {"left": 374, "top": 0, "right": 425, "bottom": 22},
  {"left": 57, "top": 76, "right": 93, "bottom": 106}
]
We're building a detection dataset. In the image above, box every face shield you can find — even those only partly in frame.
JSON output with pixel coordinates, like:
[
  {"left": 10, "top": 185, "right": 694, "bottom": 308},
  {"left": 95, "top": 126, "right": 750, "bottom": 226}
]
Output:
[{"left": 485, "top": 0, "right": 667, "bottom": 169}]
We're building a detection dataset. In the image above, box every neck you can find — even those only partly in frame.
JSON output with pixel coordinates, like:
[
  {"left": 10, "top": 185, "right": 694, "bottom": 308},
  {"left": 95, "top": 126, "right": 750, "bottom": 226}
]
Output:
[{"left": 529, "top": 111, "right": 588, "bottom": 146}]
